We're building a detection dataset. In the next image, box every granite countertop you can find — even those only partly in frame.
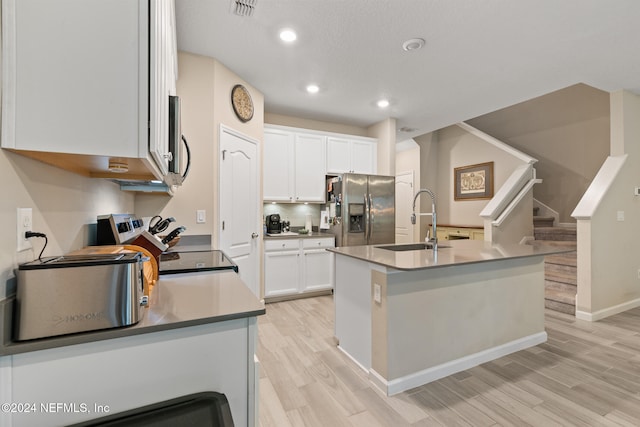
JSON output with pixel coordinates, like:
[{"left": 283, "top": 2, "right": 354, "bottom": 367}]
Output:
[
  {"left": 328, "top": 239, "right": 573, "bottom": 271},
  {"left": 0, "top": 269, "right": 265, "bottom": 356}
]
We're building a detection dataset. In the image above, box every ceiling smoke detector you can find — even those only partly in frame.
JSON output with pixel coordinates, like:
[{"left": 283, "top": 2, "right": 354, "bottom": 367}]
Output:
[
  {"left": 231, "top": 0, "right": 257, "bottom": 17},
  {"left": 399, "top": 126, "right": 418, "bottom": 133}
]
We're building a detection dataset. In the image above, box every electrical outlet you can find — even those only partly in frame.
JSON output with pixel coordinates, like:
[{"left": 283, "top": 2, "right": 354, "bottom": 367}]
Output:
[
  {"left": 373, "top": 283, "right": 381, "bottom": 303},
  {"left": 17, "top": 208, "right": 33, "bottom": 252},
  {"left": 196, "top": 209, "right": 206, "bottom": 224},
  {"left": 617, "top": 211, "right": 625, "bottom": 221}
]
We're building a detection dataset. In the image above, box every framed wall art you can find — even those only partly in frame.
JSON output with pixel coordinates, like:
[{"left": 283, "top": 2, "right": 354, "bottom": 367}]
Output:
[{"left": 454, "top": 161, "right": 494, "bottom": 201}]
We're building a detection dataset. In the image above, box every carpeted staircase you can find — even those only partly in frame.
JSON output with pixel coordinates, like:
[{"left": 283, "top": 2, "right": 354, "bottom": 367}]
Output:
[{"left": 530, "top": 209, "right": 577, "bottom": 314}]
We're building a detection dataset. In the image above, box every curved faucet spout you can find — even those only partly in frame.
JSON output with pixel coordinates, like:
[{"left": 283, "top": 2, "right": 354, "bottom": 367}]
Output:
[{"left": 411, "top": 188, "right": 438, "bottom": 250}]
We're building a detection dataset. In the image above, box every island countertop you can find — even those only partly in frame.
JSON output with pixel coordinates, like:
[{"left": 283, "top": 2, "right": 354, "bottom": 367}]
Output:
[
  {"left": 327, "top": 239, "right": 572, "bottom": 271},
  {"left": 0, "top": 269, "right": 265, "bottom": 356}
]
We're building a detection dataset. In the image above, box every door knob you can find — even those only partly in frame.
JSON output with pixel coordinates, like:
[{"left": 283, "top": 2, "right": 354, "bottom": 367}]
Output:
[{"left": 251, "top": 232, "right": 259, "bottom": 238}]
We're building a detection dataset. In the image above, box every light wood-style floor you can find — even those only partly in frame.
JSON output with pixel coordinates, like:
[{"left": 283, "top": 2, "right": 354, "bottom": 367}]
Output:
[{"left": 257, "top": 295, "right": 640, "bottom": 426}]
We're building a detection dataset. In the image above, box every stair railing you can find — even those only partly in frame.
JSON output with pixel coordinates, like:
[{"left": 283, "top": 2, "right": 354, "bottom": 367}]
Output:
[{"left": 480, "top": 164, "right": 538, "bottom": 222}]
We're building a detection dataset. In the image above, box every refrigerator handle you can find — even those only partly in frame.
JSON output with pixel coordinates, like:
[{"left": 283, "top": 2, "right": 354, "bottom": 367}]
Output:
[
  {"left": 364, "top": 193, "right": 369, "bottom": 241},
  {"left": 367, "top": 193, "right": 373, "bottom": 241}
]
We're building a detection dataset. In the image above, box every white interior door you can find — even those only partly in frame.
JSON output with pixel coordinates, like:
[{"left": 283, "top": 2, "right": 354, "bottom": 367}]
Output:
[
  {"left": 395, "top": 171, "right": 414, "bottom": 243},
  {"left": 219, "top": 126, "right": 260, "bottom": 297}
]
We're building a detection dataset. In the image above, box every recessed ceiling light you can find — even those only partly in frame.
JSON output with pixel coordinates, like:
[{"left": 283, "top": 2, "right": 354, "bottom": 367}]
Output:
[
  {"left": 377, "top": 99, "right": 390, "bottom": 108},
  {"left": 279, "top": 28, "right": 297, "bottom": 43},
  {"left": 306, "top": 84, "right": 319, "bottom": 94},
  {"left": 402, "top": 38, "right": 425, "bottom": 51}
]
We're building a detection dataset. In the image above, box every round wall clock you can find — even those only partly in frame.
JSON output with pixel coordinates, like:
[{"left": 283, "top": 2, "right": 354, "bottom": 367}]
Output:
[{"left": 231, "top": 84, "right": 254, "bottom": 122}]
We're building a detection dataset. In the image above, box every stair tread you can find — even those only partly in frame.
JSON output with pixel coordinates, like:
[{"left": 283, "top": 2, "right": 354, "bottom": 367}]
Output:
[
  {"left": 529, "top": 240, "right": 577, "bottom": 248},
  {"left": 546, "top": 257, "right": 577, "bottom": 267},
  {"left": 545, "top": 272, "right": 577, "bottom": 285},
  {"left": 545, "top": 280, "right": 577, "bottom": 293},
  {"left": 534, "top": 226, "right": 577, "bottom": 234},
  {"left": 545, "top": 299, "right": 575, "bottom": 314},
  {"left": 545, "top": 288, "right": 576, "bottom": 304},
  {"left": 534, "top": 221, "right": 578, "bottom": 314}
]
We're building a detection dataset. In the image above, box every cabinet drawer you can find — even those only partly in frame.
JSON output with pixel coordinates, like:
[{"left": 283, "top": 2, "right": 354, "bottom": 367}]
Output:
[
  {"left": 264, "top": 239, "right": 299, "bottom": 251},
  {"left": 303, "top": 238, "right": 335, "bottom": 249}
]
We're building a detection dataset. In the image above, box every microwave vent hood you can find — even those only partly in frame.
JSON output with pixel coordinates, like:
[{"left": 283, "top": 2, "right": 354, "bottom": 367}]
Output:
[{"left": 111, "top": 179, "right": 176, "bottom": 195}]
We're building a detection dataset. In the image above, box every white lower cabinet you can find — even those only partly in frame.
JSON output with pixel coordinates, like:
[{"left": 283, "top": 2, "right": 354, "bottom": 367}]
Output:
[
  {"left": 264, "top": 237, "right": 335, "bottom": 298},
  {"left": 1, "top": 318, "right": 258, "bottom": 427}
]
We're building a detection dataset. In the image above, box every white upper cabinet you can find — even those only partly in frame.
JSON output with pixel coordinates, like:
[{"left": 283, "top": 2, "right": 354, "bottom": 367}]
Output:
[
  {"left": 294, "top": 133, "right": 326, "bottom": 202},
  {"left": 326, "top": 136, "right": 377, "bottom": 174},
  {"left": 263, "top": 126, "right": 326, "bottom": 203},
  {"left": 263, "top": 128, "right": 295, "bottom": 202},
  {"left": 1, "top": 0, "right": 177, "bottom": 180}
]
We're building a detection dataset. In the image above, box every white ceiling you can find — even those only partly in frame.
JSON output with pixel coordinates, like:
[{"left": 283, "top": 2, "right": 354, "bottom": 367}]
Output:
[{"left": 175, "top": 0, "right": 640, "bottom": 139}]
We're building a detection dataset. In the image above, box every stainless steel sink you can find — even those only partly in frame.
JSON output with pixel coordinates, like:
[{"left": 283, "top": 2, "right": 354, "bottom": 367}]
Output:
[{"left": 375, "top": 243, "right": 450, "bottom": 251}]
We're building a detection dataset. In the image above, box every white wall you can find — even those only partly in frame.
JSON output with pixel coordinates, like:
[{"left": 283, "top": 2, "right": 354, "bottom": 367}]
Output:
[
  {"left": 0, "top": 152, "right": 134, "bottom": 299},
  {"left": 417, "top": 125, "right": 526, "bottom": 229},
  {"left": 575, "top": 90, "right": 640, "bottom": 319},
  {"left": 367, "top": 118, "right": 396, "bottom": 176},
  {"left": 135, "top": 52, "right": 264, "bottom": 244},
  {"left": 265, "top": 113, "right": 368, "bottom": 137},
  {"left": 395, "top": 142, "right": 421, "bottom": 243},
  {"left": 415, "top": 132, "right": 438, "bottom": 242}
]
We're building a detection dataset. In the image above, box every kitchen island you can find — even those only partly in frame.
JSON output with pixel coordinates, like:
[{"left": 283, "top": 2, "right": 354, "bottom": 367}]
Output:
[
  {"left": 329, "top": 239, "right": 570, "bottom": 396},
  {"left": 0, "top": 269, "right": 264, "bottom": 427}
]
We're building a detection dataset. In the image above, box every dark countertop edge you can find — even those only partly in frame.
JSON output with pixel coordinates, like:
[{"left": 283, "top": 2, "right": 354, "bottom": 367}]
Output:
[
  {"left": 327, "top": 241, "right": 573, "bottom": 271},
  {"left": 0, "top": 298, "right": 265, "bottom": 356},
  {"left": 326, "top": 249, "right": 557, "bottom": 271}
]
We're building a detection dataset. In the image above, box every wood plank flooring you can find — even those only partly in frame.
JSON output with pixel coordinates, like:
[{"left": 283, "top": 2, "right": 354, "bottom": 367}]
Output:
[{"left": 257, "top": 295, "right": 640, "bottom": 426}]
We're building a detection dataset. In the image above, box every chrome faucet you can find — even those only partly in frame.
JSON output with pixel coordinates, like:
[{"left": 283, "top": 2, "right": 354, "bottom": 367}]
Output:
[{"left": 411, "top": 188, "right": 437, "bottom": 250}]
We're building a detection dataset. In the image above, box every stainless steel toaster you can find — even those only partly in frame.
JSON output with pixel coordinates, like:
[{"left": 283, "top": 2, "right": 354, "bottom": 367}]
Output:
[{"left": 15, "top": 253, "right": 146, "bottom": 341}]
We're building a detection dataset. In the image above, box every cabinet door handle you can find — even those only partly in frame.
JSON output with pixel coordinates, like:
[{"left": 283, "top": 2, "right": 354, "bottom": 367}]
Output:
[{"left": 251, "top": 232, "right": 259, "bottom": 238}]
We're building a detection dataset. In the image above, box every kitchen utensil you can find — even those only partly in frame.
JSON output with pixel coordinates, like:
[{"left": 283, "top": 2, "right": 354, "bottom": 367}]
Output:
[
  {"left": 148, "top": 215, "right": 175, "bottom": 235},
  {"left": 69, "top": 244, "right": 159, "bottom": 296},
  {"left": 305, "top": 214, "right": 313, "bottom": 235},
  {"left": 130, "top": 230, "right": 169, "bottom": 262},
  {"left": 15, "top": 253, "right": 146, "bottom": 341},
  {"left": 266, "top": 214, "right": 281, "bottom": 234},
  {"left": 162, "top": 226, "right": 186, "bottom": 245}
]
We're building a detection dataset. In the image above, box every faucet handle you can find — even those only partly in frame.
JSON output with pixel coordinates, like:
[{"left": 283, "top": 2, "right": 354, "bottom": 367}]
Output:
[{"left": 410, "top": 213, "right": 416, "bottom": 224}]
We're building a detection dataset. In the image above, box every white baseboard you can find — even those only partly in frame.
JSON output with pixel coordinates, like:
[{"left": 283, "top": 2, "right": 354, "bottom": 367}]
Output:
[
  {"left": 575, "top": 298, "right": 640, "bottom": 321},
  {"left": 368, "top": 331, "right": 548, "bottom": 396},
  {"left": 336, "top": 345, "right": 368, "bottom": 373}
]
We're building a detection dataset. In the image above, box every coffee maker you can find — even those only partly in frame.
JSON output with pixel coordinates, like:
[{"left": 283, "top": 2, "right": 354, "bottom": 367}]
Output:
[{"left": 266, "top": 214, "right": 282, "bottom": 234}]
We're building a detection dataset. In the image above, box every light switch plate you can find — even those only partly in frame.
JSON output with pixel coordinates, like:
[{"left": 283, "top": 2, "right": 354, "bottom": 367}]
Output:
[
  {"left": 373, "top": 283, "right": 381, "bottom": 304},
  {"left": 196, "top": 210, "right": 206, "bottom": 224},
  {"left": 617, "top": 210, "right": 625, "bottom": 221}
]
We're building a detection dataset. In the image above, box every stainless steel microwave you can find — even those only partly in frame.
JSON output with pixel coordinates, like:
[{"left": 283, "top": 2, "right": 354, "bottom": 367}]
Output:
[{"left": 165, "top": 95, "right": 191, "bottom": 186}]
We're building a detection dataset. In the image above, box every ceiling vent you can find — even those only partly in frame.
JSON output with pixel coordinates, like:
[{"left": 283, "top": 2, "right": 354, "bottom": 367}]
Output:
[{"left": 231, "top": 0, "right": 257, "bottom": 17}]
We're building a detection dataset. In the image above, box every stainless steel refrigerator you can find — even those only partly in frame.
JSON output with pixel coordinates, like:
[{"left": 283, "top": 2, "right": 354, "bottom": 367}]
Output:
[{"left": 329, "top": 173, "right": 395, "bottom": 246}]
